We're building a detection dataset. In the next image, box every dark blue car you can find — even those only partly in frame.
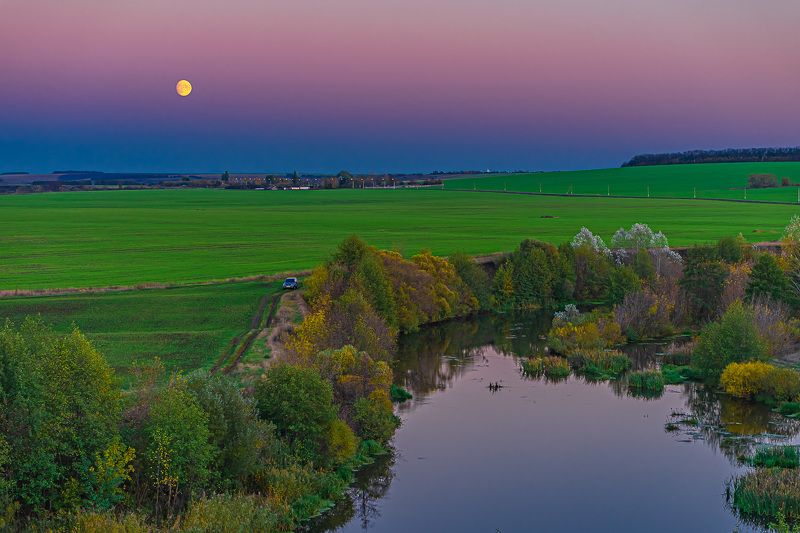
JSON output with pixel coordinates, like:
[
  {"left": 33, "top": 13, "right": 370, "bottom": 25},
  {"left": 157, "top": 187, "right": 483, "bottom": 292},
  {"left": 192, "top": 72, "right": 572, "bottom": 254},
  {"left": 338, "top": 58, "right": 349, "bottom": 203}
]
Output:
[{"left": 282, "top": 277, "right": 299, "bottom": 290}]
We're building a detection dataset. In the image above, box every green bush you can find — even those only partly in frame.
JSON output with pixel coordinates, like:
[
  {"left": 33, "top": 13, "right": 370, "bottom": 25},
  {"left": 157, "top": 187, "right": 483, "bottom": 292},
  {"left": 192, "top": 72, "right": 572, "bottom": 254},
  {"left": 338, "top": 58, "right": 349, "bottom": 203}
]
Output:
[
  {"left": 180, "top": 493, "right": 287, "bottom": 533},
  {"left": 390, "top": 384, "right": 413, "bottom": 403},
  {"left": 353, "top": 391, "right": 399, "bottom": 445},
  {"left": 254, "top": 365, "right": 337, "bottom": 464},
  {"left": 144, "top": 376, "right": 217, "bottom": 510},
  {"left": 765, "top": 367, "right": 800, "bottom": 403},
  {"left": 692, "top": 301, "right": 768, "bottom": 382},
  {"left": 0, "top": 318, "right": 123, "bottom": 514},
  {"left": 186, "top": 372, "right": 278, "bottom": 490},
  {"left": 325, "top": 419, "right": 358, "bottom": 465}
]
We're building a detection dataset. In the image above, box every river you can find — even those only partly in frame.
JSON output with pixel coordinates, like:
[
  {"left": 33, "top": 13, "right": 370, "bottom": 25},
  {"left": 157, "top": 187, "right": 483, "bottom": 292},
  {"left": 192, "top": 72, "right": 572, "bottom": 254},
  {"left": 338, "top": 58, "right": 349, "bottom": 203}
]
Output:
[{"left": 310, "top": 312, "right": 800, "bottom": 532}]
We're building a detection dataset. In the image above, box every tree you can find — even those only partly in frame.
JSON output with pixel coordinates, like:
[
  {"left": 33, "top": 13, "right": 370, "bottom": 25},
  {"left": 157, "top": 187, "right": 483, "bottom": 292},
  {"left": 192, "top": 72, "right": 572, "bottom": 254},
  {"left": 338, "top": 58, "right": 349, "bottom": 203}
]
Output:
[
  {"left": 717, "top": 236, "right": 743, "bottom": 264},
  {"left": 680, "top": 246, "right": 727, "bottom": 322},
  {"left": 0, "top": 318, "right": 122, "bottom": 514},
  {"left": 449, "top": 253, "right": 491, "bottom": 310},
  {"left": 186, "top": 372, "right": 277, "bottom": 491},
  {"left": 607, "top": 265, "right": 642, "bottom": 305},
  {"left": 692, "top": 301, "right": 768, "bottom": 382},
  {"left": 492, "top": 262, "right": 515, "bottom": 310},
  {"left": 144, "top": 376, "right": 216, "bottom": 515},
  {"left": 221, "top": 170, "right": 229, "bottom": 182},
  {"left": 572, "top": 244, "right": 612, "bottom": 302},
  {"left": 254, "top": 365, "right": 337, "bottom": 464},
  {"left": 746, "top": 253, "right": 791, "bottom": 305},
  {"left": 353, "top": 390, "right": 398, "bottom": 445},
  {"left": 632, "top": 248, "right": 655, "bottom": 284}
]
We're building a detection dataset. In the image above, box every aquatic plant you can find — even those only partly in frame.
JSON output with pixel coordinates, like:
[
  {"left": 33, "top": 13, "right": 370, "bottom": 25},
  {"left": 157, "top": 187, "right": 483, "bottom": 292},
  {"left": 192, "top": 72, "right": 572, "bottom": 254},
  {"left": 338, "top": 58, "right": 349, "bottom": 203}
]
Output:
[
  {"left": 390, "top": 384, "right": 413, "bottom": 403},
  {"left": 779, "top": 402, "right": 800, "bottom": 417},
  {"left": 661, "top": 339, "right": 694, "bottom": 366},
  {"left": 568, "top": 349, "right": 632, "bottom": 380},
  {"left": 750, "top": 446, "right": 800, "bottom": 469},
  {"left": 627, "top": 370, "right": 665, "bottom": 396},
  {"left": 522, "top": 356, "right": 570, "bottom": 381},
  {"left": 732, "top": 468, "right": 800, "bottom": 525},
  {"left": 661, "top": 364, "right": 695, "bottom": 384},
  {"left": 521, "top": 357, "right": 545, "bottom": 378}
]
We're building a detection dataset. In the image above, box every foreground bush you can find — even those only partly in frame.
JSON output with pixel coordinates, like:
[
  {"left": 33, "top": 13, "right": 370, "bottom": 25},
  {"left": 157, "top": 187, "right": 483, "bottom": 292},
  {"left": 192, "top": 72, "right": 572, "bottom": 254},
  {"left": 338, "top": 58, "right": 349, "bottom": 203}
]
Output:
[
  {"left": 0, "top": 317, "right": 123, "bottom": 514},
  {"left": 254, "top": 365, "right": 338, "bottom": 464},
  {"left": 692, "top": 301, "right": 768, "bottom": 382},
  {"left": 180, "top": 494, "right": 287, "bottom": 533},
  {"left": 732, "top": 468, "right": 800, "bottom": 525},
  {"left": 547, "top": 311, "right": 623, "bottom": 354},
  {"left": 720, "top": 362, "right": 800, "bottom": 404},
  {"left": 721, "top": 361, "right": 776, "bottom": 400}
]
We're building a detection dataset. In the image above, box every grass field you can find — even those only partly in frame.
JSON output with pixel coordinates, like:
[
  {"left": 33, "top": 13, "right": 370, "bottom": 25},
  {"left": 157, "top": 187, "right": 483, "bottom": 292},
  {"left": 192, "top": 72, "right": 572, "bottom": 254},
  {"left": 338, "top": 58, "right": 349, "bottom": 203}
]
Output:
[
  {"left": 445, "top": 162, "right": 800, "bottom": 201},
  {"left": 2, "top": 186, "right": 800, "bottom": 290},
  {"left": 0, "top": 281, "right": 280, "bottom": 384}
]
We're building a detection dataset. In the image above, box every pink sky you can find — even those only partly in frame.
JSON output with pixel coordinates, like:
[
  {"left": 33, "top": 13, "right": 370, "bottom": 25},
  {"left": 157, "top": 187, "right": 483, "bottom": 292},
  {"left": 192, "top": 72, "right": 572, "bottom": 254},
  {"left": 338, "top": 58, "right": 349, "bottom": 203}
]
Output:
[{"left": 2, "top": 0, "right": 799, "bottom": 172}]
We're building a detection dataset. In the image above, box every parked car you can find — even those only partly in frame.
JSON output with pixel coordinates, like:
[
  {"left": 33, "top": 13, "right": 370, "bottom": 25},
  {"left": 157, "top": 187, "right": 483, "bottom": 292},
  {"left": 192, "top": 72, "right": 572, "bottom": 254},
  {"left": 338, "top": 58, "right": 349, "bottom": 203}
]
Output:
[{"left": 282, "top": 277, "right": 299, "bottom": 290}]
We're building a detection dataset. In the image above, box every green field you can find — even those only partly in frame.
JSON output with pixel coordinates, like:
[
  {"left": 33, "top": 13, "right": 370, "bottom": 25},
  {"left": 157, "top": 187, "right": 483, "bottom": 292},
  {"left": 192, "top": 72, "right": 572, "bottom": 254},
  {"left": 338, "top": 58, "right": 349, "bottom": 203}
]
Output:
[
  {"left": 446, "top": 162, "right": 800, "bottom": 201},
  {"left": 2, "top": 185, "right": 800, "bottom": 290},
  {"left": 0, "top": 281, "right": 279, "bottom": 384}
]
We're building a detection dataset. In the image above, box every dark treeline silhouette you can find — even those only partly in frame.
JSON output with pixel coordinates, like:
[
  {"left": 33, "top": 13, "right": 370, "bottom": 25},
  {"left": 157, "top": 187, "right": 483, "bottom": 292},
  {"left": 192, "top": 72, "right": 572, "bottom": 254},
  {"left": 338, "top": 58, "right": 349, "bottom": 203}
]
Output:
[{"left": 622, "top": 147, "right": 800, "bottom": 167}]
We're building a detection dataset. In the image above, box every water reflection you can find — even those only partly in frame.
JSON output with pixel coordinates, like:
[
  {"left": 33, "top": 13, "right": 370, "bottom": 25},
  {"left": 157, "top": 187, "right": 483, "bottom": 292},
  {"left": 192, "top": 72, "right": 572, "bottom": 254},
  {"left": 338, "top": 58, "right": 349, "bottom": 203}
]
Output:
[
  {"left": 392, "top": 311, "right": 550, "bottom": 406},
  {"left": 311, "top": 311, "right": 800, "bottom": 533},
  {"left": 675, "top": 384, "right": 800, "bottom": 464}
]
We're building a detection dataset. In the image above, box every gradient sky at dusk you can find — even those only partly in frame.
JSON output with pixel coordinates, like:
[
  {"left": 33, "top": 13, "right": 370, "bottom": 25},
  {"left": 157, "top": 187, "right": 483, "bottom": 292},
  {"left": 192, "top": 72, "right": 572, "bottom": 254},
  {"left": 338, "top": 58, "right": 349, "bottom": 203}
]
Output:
[{"left": 2, "top": 0, "right": 799, "bottom": 173}]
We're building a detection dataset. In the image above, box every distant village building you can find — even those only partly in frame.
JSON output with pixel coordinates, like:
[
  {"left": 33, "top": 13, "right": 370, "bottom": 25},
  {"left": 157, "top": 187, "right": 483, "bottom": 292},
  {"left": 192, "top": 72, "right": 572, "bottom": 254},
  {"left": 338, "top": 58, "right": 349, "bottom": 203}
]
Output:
[{"left": 228, "top": 175, "right": 268, "bottom": 186}]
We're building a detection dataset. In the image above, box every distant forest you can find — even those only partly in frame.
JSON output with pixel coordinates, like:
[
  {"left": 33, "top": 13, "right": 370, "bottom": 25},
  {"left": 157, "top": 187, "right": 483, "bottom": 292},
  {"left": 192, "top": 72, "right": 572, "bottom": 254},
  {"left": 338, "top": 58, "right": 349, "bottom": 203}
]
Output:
[{"left": 622, "top": 147, "right": 800, "bottom": 167}]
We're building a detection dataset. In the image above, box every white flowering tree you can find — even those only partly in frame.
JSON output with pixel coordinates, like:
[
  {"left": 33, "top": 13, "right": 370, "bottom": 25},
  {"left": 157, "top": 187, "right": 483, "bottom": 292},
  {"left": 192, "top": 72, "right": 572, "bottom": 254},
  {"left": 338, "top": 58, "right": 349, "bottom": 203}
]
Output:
[
  {"left": 571, "top": 227, "right": 610, "bottom": 256},
  {"left": 610, "top": 223, "right": 681, "bottom": 274}
]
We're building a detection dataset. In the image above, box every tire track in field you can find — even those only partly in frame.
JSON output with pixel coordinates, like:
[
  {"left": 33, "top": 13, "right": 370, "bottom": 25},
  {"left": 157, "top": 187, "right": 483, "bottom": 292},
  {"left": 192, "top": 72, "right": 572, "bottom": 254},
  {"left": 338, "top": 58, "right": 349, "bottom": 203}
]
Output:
[{"left": 212, "top": 291, "right": 281, "bottom": 374}]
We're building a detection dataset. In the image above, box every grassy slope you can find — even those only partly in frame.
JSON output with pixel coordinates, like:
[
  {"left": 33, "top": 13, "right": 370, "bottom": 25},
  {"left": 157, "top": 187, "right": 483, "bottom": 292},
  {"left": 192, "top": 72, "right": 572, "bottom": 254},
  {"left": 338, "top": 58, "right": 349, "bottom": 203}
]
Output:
[
  {"left": 445, "top": 162, "right": 800, "bottom": 201},
  {"left": 1, "top": 187, "right": 799, "bottom": 289},
  {"left": 0, "top": 281, "right": 280, "bottom": 384}
]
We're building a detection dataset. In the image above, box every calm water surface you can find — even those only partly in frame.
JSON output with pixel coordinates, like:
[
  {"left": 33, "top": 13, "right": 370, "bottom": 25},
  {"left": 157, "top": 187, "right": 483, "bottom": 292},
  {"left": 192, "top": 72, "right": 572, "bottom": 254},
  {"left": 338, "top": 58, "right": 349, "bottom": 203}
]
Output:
[{"left": 310, "top": 313, "right": 800, "bottom": 533}]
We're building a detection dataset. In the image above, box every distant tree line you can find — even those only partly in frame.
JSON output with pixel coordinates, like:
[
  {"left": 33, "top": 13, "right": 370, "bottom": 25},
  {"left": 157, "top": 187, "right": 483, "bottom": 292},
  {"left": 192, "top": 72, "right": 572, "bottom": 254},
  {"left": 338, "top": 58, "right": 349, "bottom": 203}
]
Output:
[{"left": 622, "top": 147, "right": 800, "bottom": 167}]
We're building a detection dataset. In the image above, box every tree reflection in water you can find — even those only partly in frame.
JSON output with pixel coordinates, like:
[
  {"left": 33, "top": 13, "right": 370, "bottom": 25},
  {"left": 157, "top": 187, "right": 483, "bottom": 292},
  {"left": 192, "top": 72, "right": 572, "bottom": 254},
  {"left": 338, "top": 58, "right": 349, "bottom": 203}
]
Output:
[
  {"left": 393, "top": 311, "right": 551, "bottom": 406},
  {"left": 675, "top": 383, "right": 800, "bottom": 464},
  {"left": 305, "top": 453, "right": 394, "bottom": 532}
]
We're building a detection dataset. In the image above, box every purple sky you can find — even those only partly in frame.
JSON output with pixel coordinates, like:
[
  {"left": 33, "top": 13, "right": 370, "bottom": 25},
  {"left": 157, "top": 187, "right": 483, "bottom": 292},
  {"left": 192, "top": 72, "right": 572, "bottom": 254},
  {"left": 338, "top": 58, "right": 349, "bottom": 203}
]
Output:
[{"left": 2, "top": 0, "right": 799, "bottom": 173}]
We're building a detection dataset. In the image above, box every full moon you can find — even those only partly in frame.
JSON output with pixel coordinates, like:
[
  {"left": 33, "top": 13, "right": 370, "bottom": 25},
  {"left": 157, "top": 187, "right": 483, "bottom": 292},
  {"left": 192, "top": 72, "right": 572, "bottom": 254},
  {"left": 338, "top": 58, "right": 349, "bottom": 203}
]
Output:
[{"left": 176, "top": 79, "right": 192, "bottom": 97}]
